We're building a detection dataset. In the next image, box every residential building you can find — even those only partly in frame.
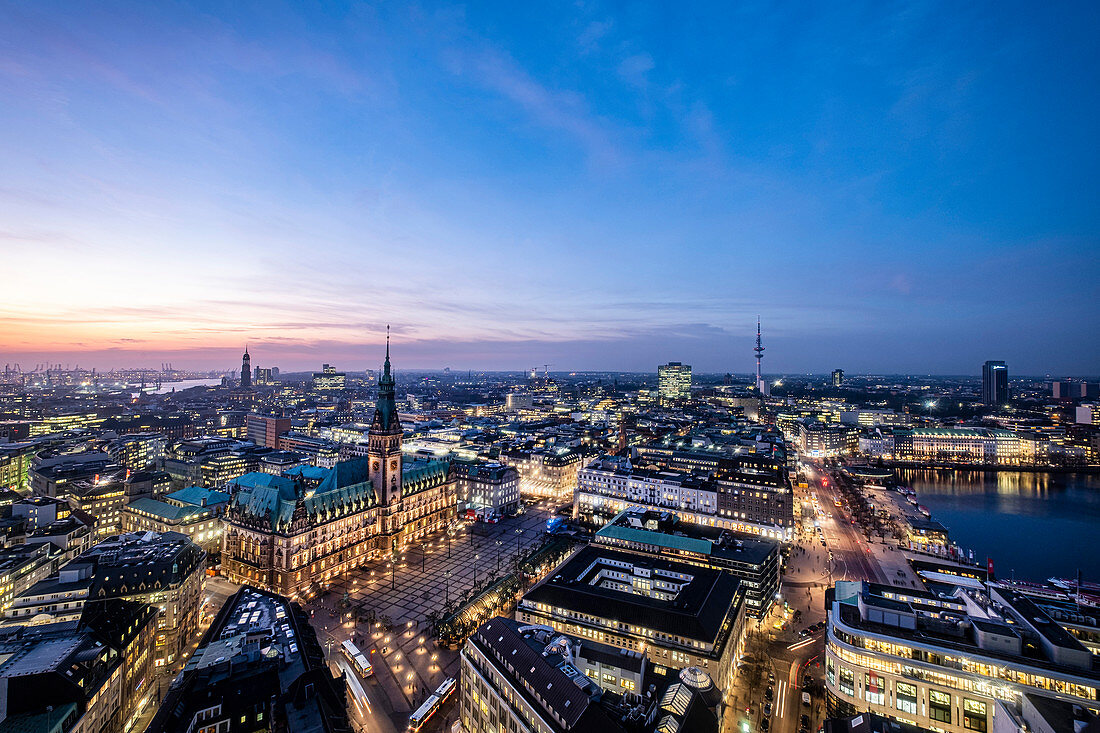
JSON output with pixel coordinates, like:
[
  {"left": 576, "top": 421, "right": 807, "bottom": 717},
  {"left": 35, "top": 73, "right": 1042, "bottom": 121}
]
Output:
[
  {"left": 8, "top": 531, "right": 206, "bottom": 672},
  {"left": 658, "top": 362, "right": 692, "bottom": 404},
  {"left": 517, "top": 545, "right": 747, "bottom": 691}
]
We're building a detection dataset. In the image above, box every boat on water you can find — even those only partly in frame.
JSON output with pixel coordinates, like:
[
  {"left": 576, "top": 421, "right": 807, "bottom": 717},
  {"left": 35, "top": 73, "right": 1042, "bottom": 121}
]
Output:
[{"left": 1049, "top": 577, "right": 1100, "bottom": 594}]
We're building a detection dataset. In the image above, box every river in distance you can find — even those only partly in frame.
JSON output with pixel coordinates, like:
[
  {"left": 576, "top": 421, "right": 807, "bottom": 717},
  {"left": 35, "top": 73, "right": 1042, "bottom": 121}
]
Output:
[
  {"left": 147, "top": 378, "right": 223, "bottom": 394},
  {"left": 895, "top": 469, "right": 1100, "bottom": 583}
]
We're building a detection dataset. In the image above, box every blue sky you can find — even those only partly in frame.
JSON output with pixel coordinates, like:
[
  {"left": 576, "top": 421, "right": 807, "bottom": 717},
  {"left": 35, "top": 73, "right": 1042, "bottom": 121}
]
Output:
[{"left": 0, "top": 1, "right": 1097, "bottom": 374}]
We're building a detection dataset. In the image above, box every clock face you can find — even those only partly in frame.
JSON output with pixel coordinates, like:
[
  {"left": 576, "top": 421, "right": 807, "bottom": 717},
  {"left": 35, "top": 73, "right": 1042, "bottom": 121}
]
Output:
[
  {"left": 389, "top": 460, "right": 398, "bottom": 470},
  {"left": 372, "top": 461, "right": 380, "bottom": 471}
]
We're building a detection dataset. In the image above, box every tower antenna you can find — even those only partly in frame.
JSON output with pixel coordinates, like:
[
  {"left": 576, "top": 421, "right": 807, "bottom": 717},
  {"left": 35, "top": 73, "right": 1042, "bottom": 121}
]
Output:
[{"left": 754, "top": 316, "right": 767, "bottom": 395}]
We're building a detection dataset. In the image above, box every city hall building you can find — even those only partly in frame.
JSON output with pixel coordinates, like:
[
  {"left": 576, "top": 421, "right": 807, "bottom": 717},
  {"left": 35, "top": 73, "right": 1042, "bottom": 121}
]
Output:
[{"left": 221, "top": 345, "right": 457, "bottom": 598}]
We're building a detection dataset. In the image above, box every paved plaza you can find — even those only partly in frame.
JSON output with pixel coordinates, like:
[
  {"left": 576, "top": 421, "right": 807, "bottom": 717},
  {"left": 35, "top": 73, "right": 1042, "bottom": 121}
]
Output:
[
  {"left": 306, "top": 500, "right": 567, "bottom": 732},
  {"left": 333, "top": 500, "right": 560, "bottom": 624}
]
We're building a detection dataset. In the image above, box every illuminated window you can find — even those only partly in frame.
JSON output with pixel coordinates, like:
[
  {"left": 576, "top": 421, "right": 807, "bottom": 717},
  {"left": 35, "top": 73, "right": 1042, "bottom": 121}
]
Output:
[
  {"left": 929, "top": 690, "right": 951, "bottom": 724},
  {"left": 896, "top": 682, "right": 917, "bottom": 715},
  {"left": 839, "top": 667, "right": 855, "bottom": 697},
  {"left": 963, "top": 699, "right": 987, "bottom": 732}
]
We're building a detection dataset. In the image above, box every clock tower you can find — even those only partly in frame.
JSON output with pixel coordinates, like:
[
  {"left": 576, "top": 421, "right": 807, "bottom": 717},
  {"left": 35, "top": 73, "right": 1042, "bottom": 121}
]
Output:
[{"left": 368, "top": 327, "right": 403, "bottom": 508}]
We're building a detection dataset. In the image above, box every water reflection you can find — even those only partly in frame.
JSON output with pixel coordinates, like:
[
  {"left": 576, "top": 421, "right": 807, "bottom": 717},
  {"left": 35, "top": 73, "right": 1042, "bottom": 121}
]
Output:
[{"left": 893, "top": 470, "right": 1100, "bottom": 581}]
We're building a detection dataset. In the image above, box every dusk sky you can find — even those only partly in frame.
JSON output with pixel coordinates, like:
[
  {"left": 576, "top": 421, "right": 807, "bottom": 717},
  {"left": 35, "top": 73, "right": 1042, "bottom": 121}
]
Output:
[{"left": 1, "top": 2, "right": 1097, "bottom": 375}]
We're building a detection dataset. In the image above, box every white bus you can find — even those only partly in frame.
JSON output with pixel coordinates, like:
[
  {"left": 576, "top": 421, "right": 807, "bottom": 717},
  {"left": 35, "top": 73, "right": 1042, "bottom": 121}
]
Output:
[
  {"left": 340, "top": 639, "right": 373, "bottom": 677},
  {"left": 408, "top": 678, "right": 456, "bottom": 731}
]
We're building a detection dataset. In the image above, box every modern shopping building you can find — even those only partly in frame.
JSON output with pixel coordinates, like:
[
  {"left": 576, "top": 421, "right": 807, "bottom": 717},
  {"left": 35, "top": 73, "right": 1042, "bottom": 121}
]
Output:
[
  {"left": 517, "top": 545, "right": 747, "bottom": 692},
  {"left": 825, "top": 579, "right": 1100, "bottom": 733}
]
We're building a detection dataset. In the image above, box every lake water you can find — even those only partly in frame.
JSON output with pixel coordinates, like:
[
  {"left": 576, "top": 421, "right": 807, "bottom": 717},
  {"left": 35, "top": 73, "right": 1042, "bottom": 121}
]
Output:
[{"left": 896, "top": 469, "right": 1100, "bottom": 583}]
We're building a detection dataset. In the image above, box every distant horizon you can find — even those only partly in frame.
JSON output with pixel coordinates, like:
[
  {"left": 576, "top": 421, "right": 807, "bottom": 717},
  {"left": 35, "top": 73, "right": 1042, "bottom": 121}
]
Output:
[{"left": 4, "top": 353, "right": 1095, "bottom": 382}]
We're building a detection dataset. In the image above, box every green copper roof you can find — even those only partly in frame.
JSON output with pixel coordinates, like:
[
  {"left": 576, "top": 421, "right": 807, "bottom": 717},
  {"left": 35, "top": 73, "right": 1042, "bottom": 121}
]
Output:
[
  {"left": 595, "top": 522, "right": 713, "bottom": 555},
  {"left": 401, "top": 459, "right": 449, "bottom": 496},
  {"left": 127, "top": 497, "right": 208, "bottom": 522}
]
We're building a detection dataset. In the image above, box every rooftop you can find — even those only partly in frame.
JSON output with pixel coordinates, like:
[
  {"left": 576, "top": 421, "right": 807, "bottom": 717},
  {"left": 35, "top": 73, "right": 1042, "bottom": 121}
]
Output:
[{"left": 522, "top": 545, "right": 742, "bottom": 644}]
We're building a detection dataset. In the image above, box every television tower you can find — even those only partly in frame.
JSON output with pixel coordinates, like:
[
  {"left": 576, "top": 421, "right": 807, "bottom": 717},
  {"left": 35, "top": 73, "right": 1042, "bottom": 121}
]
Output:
[{"left": 754, "top": 317, "right": 769, "bottom": 396}]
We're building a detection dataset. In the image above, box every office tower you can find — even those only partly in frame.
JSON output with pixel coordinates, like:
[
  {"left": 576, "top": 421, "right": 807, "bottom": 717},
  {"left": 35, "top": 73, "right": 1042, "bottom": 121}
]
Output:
[
  {"left": 240, "top": 346, "right": 251, "bottom": 389},
  {"left": 311, "top": 363, "right": 346, "bottom": 390},
  {"left": 982, "top": 360, "right": 1008, "bottom": 406},
  {"left": 832, "top": 368, "right": 844, "bottom": 387},
  {"left": 245, "top": 413, "right": 291, "bottom": 448},
  {"left": 658, "top": 361, "right": 692, "bottom": 404}
]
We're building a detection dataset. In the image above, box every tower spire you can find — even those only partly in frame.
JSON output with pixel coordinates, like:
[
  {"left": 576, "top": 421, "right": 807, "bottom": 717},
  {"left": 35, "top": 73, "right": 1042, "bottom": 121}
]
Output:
[{"left": 753, "top": 316, "right": 767, "bottom": 396}]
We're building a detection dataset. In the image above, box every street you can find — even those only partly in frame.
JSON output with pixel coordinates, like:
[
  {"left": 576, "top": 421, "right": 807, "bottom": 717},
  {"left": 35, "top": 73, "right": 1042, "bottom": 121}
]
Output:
[{"left": 724, "top": 459, "right": 905, "bottom": 733}]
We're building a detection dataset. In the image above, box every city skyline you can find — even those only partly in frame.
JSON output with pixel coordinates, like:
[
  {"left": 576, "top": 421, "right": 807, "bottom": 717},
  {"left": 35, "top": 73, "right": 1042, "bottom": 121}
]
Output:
[{"left": 2, "top": 2, "right": 1098, "bottom": 373}]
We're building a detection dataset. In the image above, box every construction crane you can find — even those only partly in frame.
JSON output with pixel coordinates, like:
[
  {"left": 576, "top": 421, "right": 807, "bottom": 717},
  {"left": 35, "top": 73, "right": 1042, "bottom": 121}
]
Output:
[{"left": 542, "top": 364, "right": 553, "bottom": 378}]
